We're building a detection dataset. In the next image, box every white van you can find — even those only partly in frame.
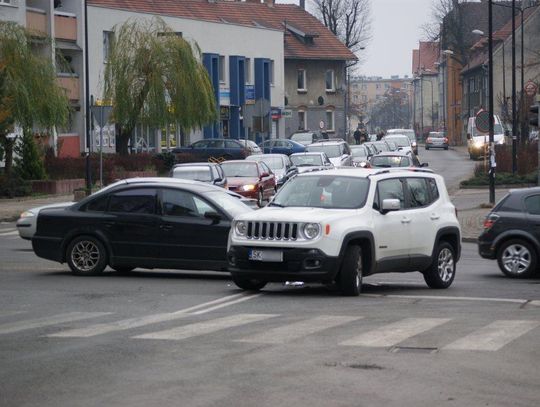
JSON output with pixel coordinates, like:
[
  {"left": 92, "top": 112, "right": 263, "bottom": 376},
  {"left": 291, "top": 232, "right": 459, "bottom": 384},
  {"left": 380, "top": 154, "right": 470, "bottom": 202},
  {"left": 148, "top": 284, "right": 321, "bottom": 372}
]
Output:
[{"left": 466, "top": 115, "right": 507, "bottom": 160}]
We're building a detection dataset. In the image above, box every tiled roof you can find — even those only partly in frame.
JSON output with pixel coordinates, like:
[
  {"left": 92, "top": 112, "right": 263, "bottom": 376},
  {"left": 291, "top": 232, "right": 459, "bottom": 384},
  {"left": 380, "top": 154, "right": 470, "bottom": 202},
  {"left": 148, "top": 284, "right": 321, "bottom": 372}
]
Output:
[
  {"left": 412, "top": 41, "right": 439, "bottom": 76},
  {"left": 87, "top": 0, "right": 357, "bottom": 61}
]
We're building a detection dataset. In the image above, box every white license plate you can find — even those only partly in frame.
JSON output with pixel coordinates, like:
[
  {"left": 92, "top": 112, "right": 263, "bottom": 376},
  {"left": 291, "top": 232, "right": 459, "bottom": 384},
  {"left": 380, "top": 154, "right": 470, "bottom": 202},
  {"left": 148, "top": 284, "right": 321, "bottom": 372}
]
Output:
[{"left": 248, "top": 249, "right": 283, "bottom": 262}]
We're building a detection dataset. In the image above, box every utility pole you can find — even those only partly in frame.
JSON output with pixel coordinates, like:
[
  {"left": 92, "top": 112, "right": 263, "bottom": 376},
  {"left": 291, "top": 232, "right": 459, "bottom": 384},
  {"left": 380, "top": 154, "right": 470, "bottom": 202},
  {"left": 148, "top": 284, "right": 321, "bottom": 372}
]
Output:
[
  {"left": 488, "top": 0, "right": 496, "bottom": 205},
  {"left": 511, "top": 0, "right": 517, "bottom": 174}
]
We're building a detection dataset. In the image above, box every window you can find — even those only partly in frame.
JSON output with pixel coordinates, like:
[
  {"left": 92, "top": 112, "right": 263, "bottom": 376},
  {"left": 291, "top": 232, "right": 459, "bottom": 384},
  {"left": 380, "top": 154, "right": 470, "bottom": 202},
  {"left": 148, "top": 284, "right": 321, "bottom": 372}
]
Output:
[
  {"left": 103, "top": 31, "right": 114, "bottom": 62},
  {"left": 362, "top": 84, "right": 367, "bottom": 90},
  {"left": 0, "top": 0, "right": 13, "bottom": 4},
  {"left": 269, "top": 60, "right": 275, "bottom": 85},
  {"left": 376, "top": 179, "right": 405, "bottom": 209},
  {"left": 405, "top": 178, "right": 430, "bottom": 208},
  {"left": 245, "top": 58, "right": 251, "bottom": 84},
  {"left": 326, "top": 111, "right": 334, "bottom": 131},
  {"left": 376, "top": 84, "right": 381, "bottom": 89},
  {"left": 298, "top": 111, "right": 306, "bottom": 130},
  {"left": 427, "top": 178, "right": 439, "bottom": 202},
  {"left": 354, "top": 95, "right": 358, "bottom": 101},
  {"left": 325, "top": 70, "right": 335, "bottom": 91},
  {"left": 84, "top": 195, "right": 109, "bottom": 212},
  {"left": 362, "top": 95, "right": 367, "bottom": 102},
  {"left": 297, "top": 69, "right": 306, "bottom": 91},
  {"left": 525, "top": 195, "right": 540, "bottom": 215},
  {"left": 385, "top": 83, "right": 390, "bottom": 89},
  {"left": 162, "top": 189, "right": 203, "bottom": 217},
  {"left": 219, "top": 55, "right": 226, "bottom": 83},
  {"left": 109, "top": 188, "right": 156, "bottom": 214}
]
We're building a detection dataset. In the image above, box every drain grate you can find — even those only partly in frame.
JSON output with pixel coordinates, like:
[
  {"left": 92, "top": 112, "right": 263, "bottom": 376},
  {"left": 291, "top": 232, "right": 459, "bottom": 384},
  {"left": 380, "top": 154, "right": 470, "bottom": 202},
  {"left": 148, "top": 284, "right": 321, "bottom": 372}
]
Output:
[{"left": 390, "top": 346, "right": 438, "bottom": 354}]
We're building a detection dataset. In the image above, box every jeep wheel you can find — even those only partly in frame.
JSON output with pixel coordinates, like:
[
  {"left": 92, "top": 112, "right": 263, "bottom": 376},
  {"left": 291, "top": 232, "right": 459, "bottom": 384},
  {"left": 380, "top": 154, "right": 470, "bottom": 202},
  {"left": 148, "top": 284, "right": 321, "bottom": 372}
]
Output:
[
  {"left": 66, "top": 235, "right": 108, "bottom": 276},
  {"left": 232, "top": 275, "right": 267, "bottom": 291},
  {"left": 424, "top": 242, "right": 455, "bottom": 289},
  {"left": 338, "top": 245, "right": 362, "bottom": 296},
  {"left": 497, "top": 239, "right": 537, "bottom": 278}
]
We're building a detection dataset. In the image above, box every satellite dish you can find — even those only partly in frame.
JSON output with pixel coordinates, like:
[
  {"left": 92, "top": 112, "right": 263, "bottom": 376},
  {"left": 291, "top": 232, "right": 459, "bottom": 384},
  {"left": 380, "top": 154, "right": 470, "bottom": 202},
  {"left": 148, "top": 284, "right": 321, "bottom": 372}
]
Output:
[{"left": 318, "top": 96, "right": 324, "bottom": 106}]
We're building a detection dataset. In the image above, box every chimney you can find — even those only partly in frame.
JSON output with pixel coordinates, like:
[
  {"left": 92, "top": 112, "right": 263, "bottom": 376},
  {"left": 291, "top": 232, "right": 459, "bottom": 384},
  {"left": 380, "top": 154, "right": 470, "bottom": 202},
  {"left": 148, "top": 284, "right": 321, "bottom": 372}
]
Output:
[
  {"left": 264, "top": 0, "right": 275, "bottom": 6},
  {"left": 300, "top": 0, "right": 305, "bottom": 9}
]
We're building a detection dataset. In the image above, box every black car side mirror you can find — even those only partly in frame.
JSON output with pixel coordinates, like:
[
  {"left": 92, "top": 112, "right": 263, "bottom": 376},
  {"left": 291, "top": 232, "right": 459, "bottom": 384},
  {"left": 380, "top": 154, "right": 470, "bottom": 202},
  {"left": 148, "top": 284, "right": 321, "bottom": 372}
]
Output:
[{"left": 204, "top": 211, "right": 222, "bottom": 224}]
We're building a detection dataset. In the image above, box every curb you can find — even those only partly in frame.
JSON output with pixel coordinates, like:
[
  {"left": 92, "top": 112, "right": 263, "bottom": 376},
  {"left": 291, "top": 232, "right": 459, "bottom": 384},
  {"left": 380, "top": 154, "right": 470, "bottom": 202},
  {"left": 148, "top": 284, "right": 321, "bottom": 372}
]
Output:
[{"left": 462, "top": 237, "right": 478, "bottom": 243}]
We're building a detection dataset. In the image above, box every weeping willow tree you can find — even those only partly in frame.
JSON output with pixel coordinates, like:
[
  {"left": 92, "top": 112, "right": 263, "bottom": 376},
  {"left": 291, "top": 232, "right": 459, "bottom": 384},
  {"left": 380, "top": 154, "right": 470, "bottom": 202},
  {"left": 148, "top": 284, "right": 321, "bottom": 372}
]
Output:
[
  {"left": 103, "top": 18, "right": 217, "bottom": 155},
  {"left": 0, "top": 21, "right": 70, "bottom": 176}
]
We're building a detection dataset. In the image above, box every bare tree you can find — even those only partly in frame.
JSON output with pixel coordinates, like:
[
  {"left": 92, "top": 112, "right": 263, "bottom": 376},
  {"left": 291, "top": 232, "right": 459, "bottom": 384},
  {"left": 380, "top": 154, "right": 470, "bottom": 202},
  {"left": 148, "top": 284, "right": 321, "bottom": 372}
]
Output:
[{"left": 313, "top": 0, "right": 372, "bottom": 58}]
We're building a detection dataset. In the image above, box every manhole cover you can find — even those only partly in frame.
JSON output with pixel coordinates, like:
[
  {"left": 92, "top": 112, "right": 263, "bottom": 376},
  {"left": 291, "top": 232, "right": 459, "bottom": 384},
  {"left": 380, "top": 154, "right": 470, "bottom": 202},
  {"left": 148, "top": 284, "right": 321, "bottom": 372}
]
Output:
[{"left": 390, "top": 346, "right": 438, "bottom": 354}]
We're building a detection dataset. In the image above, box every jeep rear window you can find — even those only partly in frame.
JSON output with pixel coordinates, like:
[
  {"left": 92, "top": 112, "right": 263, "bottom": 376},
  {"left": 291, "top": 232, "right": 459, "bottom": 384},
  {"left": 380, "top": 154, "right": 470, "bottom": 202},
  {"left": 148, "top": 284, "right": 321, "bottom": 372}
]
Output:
[{"left": 272, "top": 175, "right": 369, "bottom": 209}]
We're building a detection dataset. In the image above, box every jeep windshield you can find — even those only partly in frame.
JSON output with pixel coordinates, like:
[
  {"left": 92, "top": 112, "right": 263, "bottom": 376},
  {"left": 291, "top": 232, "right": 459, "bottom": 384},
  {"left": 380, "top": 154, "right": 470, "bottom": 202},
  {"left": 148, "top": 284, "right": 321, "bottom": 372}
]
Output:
[
  {"left": 271, "top": 174, "right": 369, "bottom": 209},
  {"left": 306, "top": 144, "right": 341, "bottom": 158}
]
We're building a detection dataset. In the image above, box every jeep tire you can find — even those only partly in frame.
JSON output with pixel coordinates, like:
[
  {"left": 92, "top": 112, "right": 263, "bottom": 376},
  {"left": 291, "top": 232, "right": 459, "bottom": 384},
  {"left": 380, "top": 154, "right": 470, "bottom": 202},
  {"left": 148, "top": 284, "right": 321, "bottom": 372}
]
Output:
[
  {"left": 338, "top": 245, "right": 362, "bottom": 296},
  {"left": 231, "top": 274, "right": 267, "bottom": 291},
  {"left": 423, "top": 241, "right": 455, "bottom": 289}
]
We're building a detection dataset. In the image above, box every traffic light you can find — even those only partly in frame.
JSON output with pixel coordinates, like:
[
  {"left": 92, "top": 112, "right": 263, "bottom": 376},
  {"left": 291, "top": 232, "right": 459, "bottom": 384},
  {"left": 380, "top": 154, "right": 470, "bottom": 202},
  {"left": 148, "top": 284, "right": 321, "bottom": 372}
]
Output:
[{"left": 530, "top": 104, "right": 539, "bottom": 128}]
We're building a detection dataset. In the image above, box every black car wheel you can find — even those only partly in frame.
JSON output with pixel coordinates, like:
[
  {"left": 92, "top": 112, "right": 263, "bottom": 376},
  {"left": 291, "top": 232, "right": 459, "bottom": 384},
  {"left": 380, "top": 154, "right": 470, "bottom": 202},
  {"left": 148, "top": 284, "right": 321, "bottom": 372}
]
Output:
[
  {"left": 66, "top": 235, "right": 108, "bottom": 276},
  {"left": 497, "top": 239, "right": 537, "bottom": 278},
  {"left": 338, "top": 245, "right": 362, "bottom": 296},
  {"left": 424, "top": 242, "right": 455, "bottom": 289},
  {"left": 231, "top": 275, "right": 267, "bottom": 291},
  {"left": 257, "top": 189, "right": 264, "bottom": 207}
]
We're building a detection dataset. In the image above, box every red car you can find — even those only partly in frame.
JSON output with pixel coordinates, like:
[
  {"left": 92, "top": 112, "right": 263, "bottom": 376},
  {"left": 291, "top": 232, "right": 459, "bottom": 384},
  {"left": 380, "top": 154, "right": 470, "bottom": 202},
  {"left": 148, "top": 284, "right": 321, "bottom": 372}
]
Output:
[{"left": 220, "top": 160, "right": 276, "bottom": 207}]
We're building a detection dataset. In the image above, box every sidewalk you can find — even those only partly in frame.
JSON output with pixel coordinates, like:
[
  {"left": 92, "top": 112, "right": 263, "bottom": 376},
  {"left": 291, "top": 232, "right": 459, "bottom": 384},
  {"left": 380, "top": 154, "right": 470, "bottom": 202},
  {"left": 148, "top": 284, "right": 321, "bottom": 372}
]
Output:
[{"left": 0, "top": 194, "right": 73, "bottom": 223}]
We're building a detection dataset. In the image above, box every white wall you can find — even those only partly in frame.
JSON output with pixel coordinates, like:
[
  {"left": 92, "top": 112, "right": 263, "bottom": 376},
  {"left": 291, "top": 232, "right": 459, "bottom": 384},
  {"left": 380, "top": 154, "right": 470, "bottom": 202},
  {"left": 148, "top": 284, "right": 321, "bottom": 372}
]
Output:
[{"left": 87, "top": 6, "right": 285, "bottom": 145}]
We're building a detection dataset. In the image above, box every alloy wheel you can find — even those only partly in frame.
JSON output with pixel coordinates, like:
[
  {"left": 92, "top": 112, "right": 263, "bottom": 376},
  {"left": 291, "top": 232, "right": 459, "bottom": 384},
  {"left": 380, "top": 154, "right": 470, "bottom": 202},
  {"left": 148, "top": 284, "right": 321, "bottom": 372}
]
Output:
[
  {"left": 501, "top": 244, "right": 531, "bottom": 275},
  {"left": 71, "top": 240, "right": 101, "bottom": 272},
  {"left": 437, "top": 248, "right": 454, "bottom": 282}
]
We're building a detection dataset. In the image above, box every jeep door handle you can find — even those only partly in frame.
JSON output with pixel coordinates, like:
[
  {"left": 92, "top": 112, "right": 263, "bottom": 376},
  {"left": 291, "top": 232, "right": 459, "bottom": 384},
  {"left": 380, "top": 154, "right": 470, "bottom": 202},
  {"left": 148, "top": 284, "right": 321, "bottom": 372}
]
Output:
[
  {"left": 401, "top": 217, "right": 411, "bottom": 224},
  {"left": 430, "top": 214, "right": 440, "bottom": 220}
]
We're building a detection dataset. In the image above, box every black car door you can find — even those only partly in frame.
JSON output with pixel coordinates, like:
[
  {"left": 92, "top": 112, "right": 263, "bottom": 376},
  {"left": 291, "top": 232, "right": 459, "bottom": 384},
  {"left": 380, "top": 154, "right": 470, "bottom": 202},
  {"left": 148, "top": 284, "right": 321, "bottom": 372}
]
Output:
[
  {"left": 524, "top": 194, "right": 540, "bottom": 241},
  {"left": 158, "top": 187, "right": 231, "bottom": 270},
  {"left": 105, "top": 188, "right": 160, "bottom": 263}
]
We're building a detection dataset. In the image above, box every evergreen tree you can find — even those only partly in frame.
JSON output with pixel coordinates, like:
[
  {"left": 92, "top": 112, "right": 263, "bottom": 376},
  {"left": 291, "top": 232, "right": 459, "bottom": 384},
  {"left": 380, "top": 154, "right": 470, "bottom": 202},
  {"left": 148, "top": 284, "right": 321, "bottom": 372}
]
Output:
[{"left": 14, "top": 130, "right": 46, "bottom": 180}]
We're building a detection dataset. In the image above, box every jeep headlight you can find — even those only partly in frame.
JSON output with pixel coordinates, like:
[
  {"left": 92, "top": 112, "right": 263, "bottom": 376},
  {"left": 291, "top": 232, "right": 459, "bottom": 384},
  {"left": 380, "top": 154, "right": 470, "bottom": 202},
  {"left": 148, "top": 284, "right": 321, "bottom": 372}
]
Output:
[
  {"left": 303, "top": 223, "right": 321, "bottom": 239},
  {"left": 235, "top": 221, "right": 247, "bottom": 236}
]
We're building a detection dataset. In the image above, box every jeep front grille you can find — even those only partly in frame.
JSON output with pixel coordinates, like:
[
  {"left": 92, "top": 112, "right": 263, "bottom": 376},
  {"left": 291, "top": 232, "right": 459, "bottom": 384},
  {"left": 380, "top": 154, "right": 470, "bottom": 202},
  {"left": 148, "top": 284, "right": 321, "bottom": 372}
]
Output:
[{"left": 247, "top": 221, "right": 298, "bottom": 240}]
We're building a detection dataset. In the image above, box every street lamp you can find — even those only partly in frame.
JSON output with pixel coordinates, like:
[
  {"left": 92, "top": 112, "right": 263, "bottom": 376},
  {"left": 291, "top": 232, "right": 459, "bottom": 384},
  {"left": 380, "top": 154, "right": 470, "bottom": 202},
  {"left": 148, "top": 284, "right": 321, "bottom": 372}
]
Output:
[
  {"left": 488, "top": 0, "right": 495, "bottom": 205},
  {"left": 442, "top": 49, "right": 456, "bottom": 144}
]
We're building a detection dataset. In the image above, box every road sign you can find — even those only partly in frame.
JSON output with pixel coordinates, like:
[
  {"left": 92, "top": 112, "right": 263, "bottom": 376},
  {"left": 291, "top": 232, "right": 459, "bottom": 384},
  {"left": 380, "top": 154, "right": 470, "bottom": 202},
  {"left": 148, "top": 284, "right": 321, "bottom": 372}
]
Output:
[
  {"left": 91, "top": 105, "right": 113, "bottom": 127},
  {"left": 475, "top": 110, "right": 491, "bottom": 133},
  {"left": 524, "top": 81, "right": 538, "bottom": 97},
  {"left": 319, "top": 120, "right": 325, "bottom": 129}
]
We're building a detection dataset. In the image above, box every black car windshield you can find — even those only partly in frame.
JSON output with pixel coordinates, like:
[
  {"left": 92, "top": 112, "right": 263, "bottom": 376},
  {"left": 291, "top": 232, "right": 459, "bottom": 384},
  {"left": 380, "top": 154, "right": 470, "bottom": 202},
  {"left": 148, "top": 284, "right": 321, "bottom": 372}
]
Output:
[
  {"left": 384, "top": 136, "right": 409, "bottom": 147},
  {"left": 205, "top": 191, "right": 252, "bottom": 217},
  {"left": 248, "top": 156, "right": 284, "bottom": 169},
  {"left": 172, "top": 167, "right": 212, "bottom": 182},
  {"left": 272, "top": 175, "right": 369, "bottom": 209},
  {"left": 350, "top": 147, "right": 368, "bottom": 158},
  {"left": 306, "top": 144, "right": 341, "bottom": 158},
  {"left": 221, "top": 162, "right": 259, "bottom": 177},
  {"left": 291, "top": 154, "right": 323, "bottom": 166}
]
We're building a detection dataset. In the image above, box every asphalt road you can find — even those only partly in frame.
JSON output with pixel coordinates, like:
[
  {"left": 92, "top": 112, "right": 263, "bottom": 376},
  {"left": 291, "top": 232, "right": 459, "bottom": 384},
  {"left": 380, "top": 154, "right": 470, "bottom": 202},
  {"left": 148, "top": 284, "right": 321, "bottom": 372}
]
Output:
[{"left": 1, "top": 149, "right": 539, "bottom": 407}]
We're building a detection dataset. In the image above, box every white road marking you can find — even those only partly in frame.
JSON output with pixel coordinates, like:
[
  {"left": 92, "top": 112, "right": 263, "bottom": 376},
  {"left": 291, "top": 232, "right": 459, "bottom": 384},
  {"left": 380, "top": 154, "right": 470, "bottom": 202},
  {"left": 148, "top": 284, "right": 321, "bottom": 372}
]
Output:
[
  {"left": 0, "top": 311, "right": 25, "bottom": 318},
  {"left": 443, "top": 320, "right": 540, "bottom": 351},
  {"left": 134, "top": 313, "right": 276, "bottom": 341},
  {"left": 0, "top": 312, "right": 110, "bottom": 335},
  {"left": 0, "top": 230, "right": 18, "bottom": 236},
  {"left": 47, "top": 293, "right": 258, "bottom": 338},
  {"left": 236, "top": 315, "right": 361, "bottom": 344},
  {"left": 340, "top": 318, "right": 451, "bottom": 347},
  {"left": 362, "top": 294, "right": 530, "bottom": 305}
]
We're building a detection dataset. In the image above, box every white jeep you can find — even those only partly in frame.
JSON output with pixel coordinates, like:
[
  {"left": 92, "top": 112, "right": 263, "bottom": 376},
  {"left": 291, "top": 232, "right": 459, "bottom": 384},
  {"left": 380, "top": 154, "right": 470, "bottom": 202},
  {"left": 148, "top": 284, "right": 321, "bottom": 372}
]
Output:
[{"left": 227, "top": 168, "right": 461, "bottom": 296}]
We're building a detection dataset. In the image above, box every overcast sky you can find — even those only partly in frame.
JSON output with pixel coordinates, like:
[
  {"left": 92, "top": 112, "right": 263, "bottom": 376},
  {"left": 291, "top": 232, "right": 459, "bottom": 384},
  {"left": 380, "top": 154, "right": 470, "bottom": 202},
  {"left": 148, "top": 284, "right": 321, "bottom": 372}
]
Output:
[{"left": 281, "top": 0, "right": 435, "bottom": 79}]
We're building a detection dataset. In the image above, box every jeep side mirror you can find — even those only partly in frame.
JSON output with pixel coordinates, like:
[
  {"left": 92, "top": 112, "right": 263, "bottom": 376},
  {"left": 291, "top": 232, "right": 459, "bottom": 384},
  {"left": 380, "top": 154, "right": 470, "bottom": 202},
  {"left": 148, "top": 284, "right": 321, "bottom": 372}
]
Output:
[{"left": 381, "top": 199, "right": 400, "bottom": 214}]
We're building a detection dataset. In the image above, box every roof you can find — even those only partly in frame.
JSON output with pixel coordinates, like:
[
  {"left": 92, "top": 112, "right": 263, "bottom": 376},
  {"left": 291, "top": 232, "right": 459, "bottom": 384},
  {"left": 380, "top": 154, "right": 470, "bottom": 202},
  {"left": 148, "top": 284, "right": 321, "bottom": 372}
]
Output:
[
  {"left": 412, "top": 41, "right": 439, "bottom": 76},
  {"left": 88, "top": 0, "right": 357, "bottom": 61}
]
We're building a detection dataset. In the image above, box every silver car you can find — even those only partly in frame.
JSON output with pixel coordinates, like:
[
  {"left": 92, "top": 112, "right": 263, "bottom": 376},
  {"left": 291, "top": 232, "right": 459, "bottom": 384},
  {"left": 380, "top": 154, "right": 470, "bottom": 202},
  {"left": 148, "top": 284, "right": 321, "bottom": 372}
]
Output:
[
  {"left": 17, "top": 201, "right": 74, "bottom": 240},
  {"left": 305, "top": 140, "right": 352, "bottom": 167},
  {"left": 425, "top": 132, "right": 449, "bottom": 150}
]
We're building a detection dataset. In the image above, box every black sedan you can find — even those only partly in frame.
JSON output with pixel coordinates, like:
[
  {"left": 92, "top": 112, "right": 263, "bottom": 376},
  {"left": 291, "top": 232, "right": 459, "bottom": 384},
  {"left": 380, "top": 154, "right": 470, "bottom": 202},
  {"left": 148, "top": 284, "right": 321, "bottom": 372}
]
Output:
[{"left": 32, "top": 178, "right": 252, "bottom": 275}]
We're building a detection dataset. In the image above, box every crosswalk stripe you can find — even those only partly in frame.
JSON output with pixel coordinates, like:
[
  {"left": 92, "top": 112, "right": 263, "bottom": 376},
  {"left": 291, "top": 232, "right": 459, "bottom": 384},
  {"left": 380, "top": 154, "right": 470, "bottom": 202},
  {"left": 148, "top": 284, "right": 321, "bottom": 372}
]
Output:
[
  {"left": 443, "top": 320, "right": 540, "bottom": 351},
  {"left": 0, "top": 230, "right": 18, "bottom": 236},
  {"left": 0, "top": 312, "right": 110, "bottom": 335},
  {"left": 236, "top": 315, "right": 361, "bottom": 344},
  {"left": 134, "top": 313, "right": 277, "bottom": 341},
  {"left": 340, "top": 318, "right": 451, "bottom": 347},
  {"left": 47, "top": 293, "right": 256, "bottom": 338}
]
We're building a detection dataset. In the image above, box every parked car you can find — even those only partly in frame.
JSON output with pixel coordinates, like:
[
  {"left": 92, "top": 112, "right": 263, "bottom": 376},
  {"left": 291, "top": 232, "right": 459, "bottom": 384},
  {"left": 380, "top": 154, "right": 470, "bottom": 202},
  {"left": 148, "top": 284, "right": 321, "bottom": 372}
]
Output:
[
  {"left": 386, "top": 129, "right": 418, "bottom": 154},
  {"left": 306, "top": 140, "right": 352, "bottom": 167},
  {"left": 228, "top": 168, "right": 461, "bottom": 295},
  {"left": 246, "top": 154, "right": 296, "bottom": 189},
  {"left": 290, "top": 152, "right": 334, "bottom": 173},
  {"left": 31, "top": 178, "right": 253, "bottom": 275},
  {"left": 425, "top": 132, "right": 449, "bottom": 150},
  {"left": 288, "top": 131, "right": 329, "bottom": 146},
  {"left": 478, "top": 187, "right": 540, "bottom": 278},
  {"left": 370, "top": 151, "right": 427, "bottom": 168},
  {"left": 385, "top": 140, "right": 398, "bottom": 151},
  {"left": 259, "top": 139, "right": 306, "bottom": 155},
  {"left": 220, "top": 160, "right": 276, "bottom": 207},
  {"left": 364, "top": 141, "right": 390, "bottom": 153},
  {"left": 171, "top": 162, "right": 227, "bottom": 188},
  {"left": 383, "top": 135, "right": 414, "bottom": 155},
  {"left": 350, "top": 145, "right": 372, "bottom": 166},
  {"left": 172, "top": 138, "right": 258, "bottom": 162},
  {"left": 17, "top": 202, "right": 74, "bottom": 240},
  {"left": 466, "top": 115, "right": 506, "bottom": 160}
]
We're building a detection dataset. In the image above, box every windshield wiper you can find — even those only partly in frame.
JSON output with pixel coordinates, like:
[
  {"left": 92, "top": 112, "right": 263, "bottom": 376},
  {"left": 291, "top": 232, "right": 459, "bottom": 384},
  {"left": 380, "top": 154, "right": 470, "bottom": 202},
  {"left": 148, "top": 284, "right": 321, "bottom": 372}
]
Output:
[{"left": 268, "top": 202, "right": 285, "bottom": 208}]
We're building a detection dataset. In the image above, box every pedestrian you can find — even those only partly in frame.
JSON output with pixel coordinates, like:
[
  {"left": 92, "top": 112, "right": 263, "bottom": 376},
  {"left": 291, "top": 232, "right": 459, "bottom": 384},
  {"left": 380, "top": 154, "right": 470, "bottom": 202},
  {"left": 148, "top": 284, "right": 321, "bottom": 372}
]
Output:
[
  {"left": 353, "top": 127, "right": 361, "bottom": 145},
  {"left": 376, "top": 131, "right": 384, "bottom": 141}
]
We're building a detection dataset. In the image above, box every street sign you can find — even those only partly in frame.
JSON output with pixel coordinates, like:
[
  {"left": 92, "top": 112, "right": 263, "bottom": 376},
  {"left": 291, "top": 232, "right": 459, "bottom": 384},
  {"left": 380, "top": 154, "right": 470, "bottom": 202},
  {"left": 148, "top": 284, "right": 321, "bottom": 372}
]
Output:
[
  {"left": 282, "top": 109, "right": 292, "bottom": 118},
  {"left": 91, "top": 105, "right": 113, "bottom": 127},
  {"left": 524, "top": 81, "right": 538, "bottom": 97},
  {"left": 319, "top": 120, "right": 325, "bottom": 129},
  {"left": 475, "top": 110, "right": 491, "bottom": 134}
]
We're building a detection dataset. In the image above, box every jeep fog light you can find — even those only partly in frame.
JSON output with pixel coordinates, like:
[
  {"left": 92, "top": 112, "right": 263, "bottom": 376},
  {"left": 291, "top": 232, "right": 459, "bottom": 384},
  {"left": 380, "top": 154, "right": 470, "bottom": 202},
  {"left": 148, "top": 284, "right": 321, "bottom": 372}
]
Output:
[
  {"left": 303, "top": 223, "right": 320, "bottom": 239},
  {"left": 235, "top": 221, "right": 247, "bottom": 236}
]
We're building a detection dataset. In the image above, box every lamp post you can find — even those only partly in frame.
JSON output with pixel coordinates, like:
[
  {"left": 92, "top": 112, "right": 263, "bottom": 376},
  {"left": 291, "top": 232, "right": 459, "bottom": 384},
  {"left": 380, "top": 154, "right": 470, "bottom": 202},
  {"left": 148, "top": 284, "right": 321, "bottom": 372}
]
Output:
[
  {"left": 442, "top": 49, "right": 456, "bottom": 144},
  {"left": 84, "top": 0, "right": 92, "bottom": 196},
  {"left": 488, "top": 0, "right": 496, "bottom": 205}
]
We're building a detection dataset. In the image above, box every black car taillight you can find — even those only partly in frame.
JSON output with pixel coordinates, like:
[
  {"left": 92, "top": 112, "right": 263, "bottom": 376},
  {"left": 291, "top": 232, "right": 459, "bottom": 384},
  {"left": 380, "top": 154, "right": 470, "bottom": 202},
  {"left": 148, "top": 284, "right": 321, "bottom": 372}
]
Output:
[{"left": 483, "top": 213, "right": 500, "bottom": 230}]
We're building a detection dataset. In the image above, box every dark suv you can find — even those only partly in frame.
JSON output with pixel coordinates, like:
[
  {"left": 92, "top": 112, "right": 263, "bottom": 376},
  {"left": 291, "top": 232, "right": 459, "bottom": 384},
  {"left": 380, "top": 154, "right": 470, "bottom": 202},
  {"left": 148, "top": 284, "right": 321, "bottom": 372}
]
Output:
[{"left": 478, "top": 187, "right": 540, "bottom": 278}]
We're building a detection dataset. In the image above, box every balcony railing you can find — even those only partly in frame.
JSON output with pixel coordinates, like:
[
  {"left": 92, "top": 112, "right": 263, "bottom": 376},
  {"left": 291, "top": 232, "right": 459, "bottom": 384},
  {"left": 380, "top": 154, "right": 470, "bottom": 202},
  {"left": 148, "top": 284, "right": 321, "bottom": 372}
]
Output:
[
  {"left": 26, "top": 7, "right": 47, "bottom": 36},
  {"left": 54, "top": 11, "right": 77, "bottom": 41},
  {"left": 57, "top": 75, "right": 80, "bottom": 101}
]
